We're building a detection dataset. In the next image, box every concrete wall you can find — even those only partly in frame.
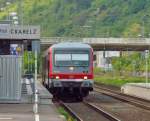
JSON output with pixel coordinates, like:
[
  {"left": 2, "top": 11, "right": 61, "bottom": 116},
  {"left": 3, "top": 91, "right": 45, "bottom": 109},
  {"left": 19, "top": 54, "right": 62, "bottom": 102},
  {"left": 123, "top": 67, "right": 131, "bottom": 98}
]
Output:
[{"left": 121, "top": 83, "right": 150, "bottom": 101}]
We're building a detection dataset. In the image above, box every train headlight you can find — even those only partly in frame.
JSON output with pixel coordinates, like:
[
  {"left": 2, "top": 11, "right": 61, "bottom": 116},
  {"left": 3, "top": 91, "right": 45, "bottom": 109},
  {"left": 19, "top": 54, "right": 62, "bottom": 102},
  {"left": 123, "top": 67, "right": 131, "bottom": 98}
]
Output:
[
  {"left": 56, "top": 76, "right": 60, "bottom": 79},
  {"left": 69, "top": 67, "right": 74, "bottom": 71},
  {"left": 84, "top": 76, "right": 88, "bottom": 80}
]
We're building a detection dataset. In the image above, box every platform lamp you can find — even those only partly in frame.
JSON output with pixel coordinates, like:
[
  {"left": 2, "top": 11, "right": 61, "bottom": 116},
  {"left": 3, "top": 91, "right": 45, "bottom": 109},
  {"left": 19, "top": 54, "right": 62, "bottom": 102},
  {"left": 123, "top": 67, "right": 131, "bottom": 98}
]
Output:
[
  {"left": 12, "top": 16, "right": 19, "bottom": 25},
  {"left": 13, "top": 20, "right": 18, "bottom": 25},
  {"left": 0, "top": 7, "right": 5, "bottom": 12},
  {"left": 9, "top": 11, "right": 17, "bottom": 16},
  {"left": 10, "top": 12, "right": 18, "bottom": 25}
]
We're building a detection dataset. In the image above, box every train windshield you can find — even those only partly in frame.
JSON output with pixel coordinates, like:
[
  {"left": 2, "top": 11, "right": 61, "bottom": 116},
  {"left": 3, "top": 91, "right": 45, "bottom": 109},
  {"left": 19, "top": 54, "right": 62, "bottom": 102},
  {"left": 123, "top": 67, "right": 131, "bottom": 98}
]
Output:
[{"left": 54, "top": 52, "right": 89, "bottom": 66}]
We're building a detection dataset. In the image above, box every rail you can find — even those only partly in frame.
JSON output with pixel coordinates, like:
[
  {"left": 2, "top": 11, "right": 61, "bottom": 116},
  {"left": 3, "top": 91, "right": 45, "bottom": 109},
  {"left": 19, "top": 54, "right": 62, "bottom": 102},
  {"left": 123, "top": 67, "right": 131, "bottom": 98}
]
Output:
[
  {"left": 59, "top": 100, "right": 121, "bottom": 121},
  {"left": 59, "top": 101, "right": 83, "bottom": 121},
  {"left": 83, "top": 101, "right": 121, "bottom": 121},
  {"left": 94, "top": 85, "right": 150, "bottom": 111}
]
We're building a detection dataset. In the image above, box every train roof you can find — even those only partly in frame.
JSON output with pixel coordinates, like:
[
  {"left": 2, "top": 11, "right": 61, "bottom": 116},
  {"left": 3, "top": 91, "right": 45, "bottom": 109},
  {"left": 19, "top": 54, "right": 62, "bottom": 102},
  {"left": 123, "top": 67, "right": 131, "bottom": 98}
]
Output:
[
  {"left": 43, "top": 43, "right": 92, "bottom": 57},
  {"left": 50, "top": 42, "right": 91, "bottom": 49}
]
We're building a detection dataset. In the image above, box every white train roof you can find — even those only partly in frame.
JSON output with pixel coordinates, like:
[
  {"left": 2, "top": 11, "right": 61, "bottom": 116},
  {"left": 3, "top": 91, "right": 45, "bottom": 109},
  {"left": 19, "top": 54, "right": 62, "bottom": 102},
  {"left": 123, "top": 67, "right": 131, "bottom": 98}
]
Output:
[{"left": 51, "top": 42, "right": 91, "bottom": 49}]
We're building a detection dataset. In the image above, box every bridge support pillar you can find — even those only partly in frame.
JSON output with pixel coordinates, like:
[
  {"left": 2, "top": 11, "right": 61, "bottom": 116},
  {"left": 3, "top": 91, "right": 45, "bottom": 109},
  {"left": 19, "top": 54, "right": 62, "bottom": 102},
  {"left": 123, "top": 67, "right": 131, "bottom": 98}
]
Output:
[
  {"left": 103, "top": 50, "right": 106, "bottom": 58},
  {"left": 120, "top": 51, "right": 123, "bottom": 57}
]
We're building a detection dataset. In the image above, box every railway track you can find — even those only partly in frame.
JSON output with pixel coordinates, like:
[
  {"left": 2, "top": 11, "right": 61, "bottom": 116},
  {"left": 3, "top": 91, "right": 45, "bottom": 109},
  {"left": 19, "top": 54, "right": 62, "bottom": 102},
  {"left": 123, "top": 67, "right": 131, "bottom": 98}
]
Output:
[
  {"left": 94, "top": 85, "right": 150, "bottom": 110},
  {"left": 52, "top": 84, "right": 150, "bottom": 121},
  {"left": 59, "top": 100, "right": 121, "bottom": 121}
]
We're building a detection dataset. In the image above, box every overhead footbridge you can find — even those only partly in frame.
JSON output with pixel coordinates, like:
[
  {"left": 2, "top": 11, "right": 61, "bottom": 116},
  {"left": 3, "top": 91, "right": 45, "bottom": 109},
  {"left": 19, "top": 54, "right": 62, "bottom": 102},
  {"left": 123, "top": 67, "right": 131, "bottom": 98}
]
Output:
[{"left": 41, "top": 37, "right": 150, "bottom": 51}]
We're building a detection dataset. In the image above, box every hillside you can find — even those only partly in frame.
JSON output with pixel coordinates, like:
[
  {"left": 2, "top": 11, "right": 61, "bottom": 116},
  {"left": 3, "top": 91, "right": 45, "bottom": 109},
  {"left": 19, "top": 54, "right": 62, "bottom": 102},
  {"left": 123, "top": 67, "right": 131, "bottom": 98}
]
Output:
[{"left": 0, "top": 0, "right": 150, "bottom": 37}]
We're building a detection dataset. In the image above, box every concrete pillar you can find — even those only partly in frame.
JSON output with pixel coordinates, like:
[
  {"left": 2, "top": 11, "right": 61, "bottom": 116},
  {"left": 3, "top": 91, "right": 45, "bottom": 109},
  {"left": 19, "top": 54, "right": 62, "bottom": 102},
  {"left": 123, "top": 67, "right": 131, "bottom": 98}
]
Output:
[{"left": 103, "top": 50, "right": 106, "bottom": 58}]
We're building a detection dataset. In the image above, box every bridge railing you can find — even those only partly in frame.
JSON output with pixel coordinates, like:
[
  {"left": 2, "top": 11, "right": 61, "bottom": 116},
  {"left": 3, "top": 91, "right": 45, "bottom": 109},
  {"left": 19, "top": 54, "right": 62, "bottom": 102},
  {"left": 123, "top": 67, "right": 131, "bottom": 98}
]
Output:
[
  {"left": 41, "top": 37, "right": 82, "bottom": 44},
  {"left": 83, "top": 38, "right": 150, "bottom": 45},
  {"left": 41, "top": 37, "right": 150, "bottom": 45}
]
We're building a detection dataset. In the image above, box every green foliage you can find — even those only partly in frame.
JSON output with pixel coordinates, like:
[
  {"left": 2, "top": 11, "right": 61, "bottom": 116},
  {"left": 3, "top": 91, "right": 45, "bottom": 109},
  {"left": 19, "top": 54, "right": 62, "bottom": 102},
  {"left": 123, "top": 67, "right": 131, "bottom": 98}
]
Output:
[
  {"left": 0, "top": 0, "right": 150, "bottom": 37},
  {"left": 94, "top": 51, "right": 150, "bottom": 87},
  {"left": 94, "top": 76, "right": 146, "bottom": 87},
  {"left": 111, "top": 52, "right": 144, "bottom": 75},
  {"left": 94, "top": 67, "right": 103, "bottom": 75},
  {"left": 23, "top": 51, "right": 35, "bottom": 74},
  {"left": 23, "top": 51, "right": 41, "bottom": 74},
  {"left": 58, "top": 107, "right": 76, "bottom": 121}
]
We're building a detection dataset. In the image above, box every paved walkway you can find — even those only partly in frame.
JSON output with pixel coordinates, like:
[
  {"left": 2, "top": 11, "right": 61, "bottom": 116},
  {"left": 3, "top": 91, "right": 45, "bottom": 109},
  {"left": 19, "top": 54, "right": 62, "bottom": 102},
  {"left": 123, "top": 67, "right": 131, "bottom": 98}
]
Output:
[
  {"left": 0, "top": 78, "right": 65, "bottom": 121},
  {"left": 0, "top": 104, "right": 64, "bottom": 121},
  {"left": 0, "top": 104, "right": 34, "bottom": 121}
]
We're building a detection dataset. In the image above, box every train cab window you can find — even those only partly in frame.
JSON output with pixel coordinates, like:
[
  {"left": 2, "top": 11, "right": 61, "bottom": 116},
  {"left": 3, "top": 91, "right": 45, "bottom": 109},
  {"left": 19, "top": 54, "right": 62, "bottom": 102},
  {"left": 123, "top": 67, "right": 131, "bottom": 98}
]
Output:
[
  {"left": 55, "top": 54, "right": 71, "bottom": 61},
  {"left": 72, "top": 54, "right": 88, "bottom": 61},
  {"left": 54, "top": 52, "right": 89, "bottom": 67}
]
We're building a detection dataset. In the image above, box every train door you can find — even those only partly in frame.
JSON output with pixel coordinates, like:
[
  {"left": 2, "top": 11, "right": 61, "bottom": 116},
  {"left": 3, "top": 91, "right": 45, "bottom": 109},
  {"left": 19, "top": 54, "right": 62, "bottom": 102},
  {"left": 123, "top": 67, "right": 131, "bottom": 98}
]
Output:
[{"left": 47, "top": 53, "right": 50, "bottom": 88}]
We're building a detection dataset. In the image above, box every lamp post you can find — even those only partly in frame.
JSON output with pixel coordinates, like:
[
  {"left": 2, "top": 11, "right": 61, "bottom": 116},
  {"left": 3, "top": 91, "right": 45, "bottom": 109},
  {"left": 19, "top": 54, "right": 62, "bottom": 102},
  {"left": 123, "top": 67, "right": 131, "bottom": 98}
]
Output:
[
  {"left": 145, "top": 50, "right": 149, "bottom": 84},
  {"left": 18, "top": 0, "right": 23, "bottom": 25},
  {"left": 132, "top": 60, "right": 136, "bottom": 76},
  {"left": 141, "top": 15, "right": 150, "bottom": 38},
  {"left": 6, "top": 1, "right": 11, "bottom": 21}
]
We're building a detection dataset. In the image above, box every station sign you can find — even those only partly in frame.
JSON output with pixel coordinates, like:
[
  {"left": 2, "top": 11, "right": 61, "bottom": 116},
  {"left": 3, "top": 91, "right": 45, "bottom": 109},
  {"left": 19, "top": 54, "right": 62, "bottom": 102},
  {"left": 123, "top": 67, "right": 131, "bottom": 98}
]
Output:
[{"left": 0, "top": 24, "right": 40, "bottom": 39}]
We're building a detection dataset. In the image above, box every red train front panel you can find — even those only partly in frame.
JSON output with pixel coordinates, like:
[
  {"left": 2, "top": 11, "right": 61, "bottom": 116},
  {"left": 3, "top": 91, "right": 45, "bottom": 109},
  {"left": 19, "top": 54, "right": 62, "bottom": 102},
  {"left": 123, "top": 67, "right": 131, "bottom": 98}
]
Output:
[{"left": 44, "top": 43, "right": 94, "bottom": 98}]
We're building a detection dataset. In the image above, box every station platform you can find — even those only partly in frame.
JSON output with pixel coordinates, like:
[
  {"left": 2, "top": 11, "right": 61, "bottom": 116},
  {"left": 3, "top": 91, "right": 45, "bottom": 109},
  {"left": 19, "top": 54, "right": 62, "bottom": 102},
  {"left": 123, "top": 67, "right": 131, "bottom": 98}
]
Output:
[
  {"left": 121, "top": 83, "right": 150, "bottom": 100},
  {"left": 0, "top": 79, "right": 65, "bottom": 121},
  {"left": 0, "top": 104, "right": 65, "bottom": 121},
  {"left": 21, "top": 78, "right": 53, "bottom": 104}
]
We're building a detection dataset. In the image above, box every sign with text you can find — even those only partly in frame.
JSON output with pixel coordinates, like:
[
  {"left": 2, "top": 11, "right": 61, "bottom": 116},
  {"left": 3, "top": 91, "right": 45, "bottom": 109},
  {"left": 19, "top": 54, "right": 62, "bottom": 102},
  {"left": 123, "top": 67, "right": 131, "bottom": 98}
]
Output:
[{"left": 0, "top": 24, "right": 40, "bottom": 39}]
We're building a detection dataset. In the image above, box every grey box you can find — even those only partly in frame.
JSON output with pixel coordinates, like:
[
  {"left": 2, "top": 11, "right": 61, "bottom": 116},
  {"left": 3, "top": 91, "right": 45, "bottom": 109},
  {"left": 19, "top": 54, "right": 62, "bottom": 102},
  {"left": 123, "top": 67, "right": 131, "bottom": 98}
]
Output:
[{"left": 0, "top": 55, "right": 22, "bottom": 101}]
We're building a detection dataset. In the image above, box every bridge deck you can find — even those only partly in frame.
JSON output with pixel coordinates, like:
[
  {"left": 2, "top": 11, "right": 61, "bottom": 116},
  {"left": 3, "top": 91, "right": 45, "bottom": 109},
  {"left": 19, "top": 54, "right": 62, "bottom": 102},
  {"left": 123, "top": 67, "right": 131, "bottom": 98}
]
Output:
[{"left": 40, "top": 37, "right": 150, "bottom": 51}]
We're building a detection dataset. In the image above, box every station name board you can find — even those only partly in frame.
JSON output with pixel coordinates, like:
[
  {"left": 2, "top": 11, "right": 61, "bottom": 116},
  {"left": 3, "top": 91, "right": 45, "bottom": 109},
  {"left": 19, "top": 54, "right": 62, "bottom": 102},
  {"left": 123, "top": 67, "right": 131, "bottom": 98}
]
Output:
[{"left": 0, "top": 25, "right": 40, "bottom": 39}]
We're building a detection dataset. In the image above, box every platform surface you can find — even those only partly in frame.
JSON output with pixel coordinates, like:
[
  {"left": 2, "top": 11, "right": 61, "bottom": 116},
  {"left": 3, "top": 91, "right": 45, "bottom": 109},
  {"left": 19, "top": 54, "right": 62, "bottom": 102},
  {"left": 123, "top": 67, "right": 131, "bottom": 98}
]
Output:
[
  {"left": 0, "top": 78, "right": 64, "bottom": 121},
  {"left": 0, "top": 104, "right": 64, "bottom": 121},
  {"left": 36, "top": 80, "right": 53, "bottom": 98},
  {"left": 121, "top": 83, "right": 150, "bottom": 100},
  {"left": 21, "top": 78, "right": 53, "bottom": 104}
]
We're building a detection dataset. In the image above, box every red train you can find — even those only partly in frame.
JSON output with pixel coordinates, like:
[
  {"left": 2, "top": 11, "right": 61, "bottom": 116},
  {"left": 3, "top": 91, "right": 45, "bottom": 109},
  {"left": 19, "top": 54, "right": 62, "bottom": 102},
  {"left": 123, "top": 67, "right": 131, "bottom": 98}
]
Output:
[{"left": 42, "top": 43, "right": 94, "bottom": 100}]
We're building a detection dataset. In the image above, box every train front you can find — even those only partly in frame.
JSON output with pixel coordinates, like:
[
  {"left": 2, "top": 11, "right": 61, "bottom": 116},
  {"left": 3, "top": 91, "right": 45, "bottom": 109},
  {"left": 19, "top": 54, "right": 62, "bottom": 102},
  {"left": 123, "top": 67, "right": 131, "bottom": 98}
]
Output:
[{"left": 50, "top": 43, "right": 94, "bottom": 98}]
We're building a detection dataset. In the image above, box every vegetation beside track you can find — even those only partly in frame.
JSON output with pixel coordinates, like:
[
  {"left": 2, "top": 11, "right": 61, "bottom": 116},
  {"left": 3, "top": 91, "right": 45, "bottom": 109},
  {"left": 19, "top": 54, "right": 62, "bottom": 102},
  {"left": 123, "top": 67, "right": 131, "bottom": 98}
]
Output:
[
  {"left": 94, "top": 68, "right": 146, "bottom": 87},
  {"left": 94, "top": 51, "right": 150, "bottom": 87},
  {"left": 58, "top": 107, "right": 76, "bottom": 121},
  {"left": 94, "top": 75, "right": 145, "bottom": 87}
]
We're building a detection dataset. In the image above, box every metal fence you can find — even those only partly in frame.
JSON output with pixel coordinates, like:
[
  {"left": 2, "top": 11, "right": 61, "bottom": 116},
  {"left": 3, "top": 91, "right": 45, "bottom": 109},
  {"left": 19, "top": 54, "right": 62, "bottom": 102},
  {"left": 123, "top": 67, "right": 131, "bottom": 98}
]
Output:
[{"left": 0, "top": 55, "right": 22, "bottom": 101}]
